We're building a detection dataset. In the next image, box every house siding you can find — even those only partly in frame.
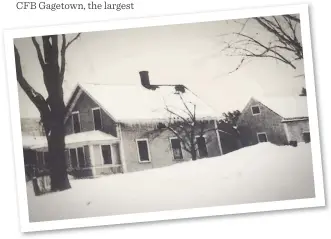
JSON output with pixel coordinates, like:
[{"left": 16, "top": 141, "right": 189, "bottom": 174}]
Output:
[
  {"left": 218, "top": 131, "right": 241, "bottom": 154},
  {"left": 237, "top": 98, "right": 288, "bottom": 146},
  {"left": 65, "top": 90, "right": 117, "bottom": 137},
  {"left": 120, "top": 121, "right": 220, "bottom": 173},
  {"left": 70, "top": 168, "right": 94, "bottom": 178},
  {"left": 204, "top": 122, "right": 222, "bottom": 157},
  {"left": 63, "top": 87, "right": 224, "bottom": 176},
  {"left": 284, "top": 120, "right": 310, "bottom": 142}
]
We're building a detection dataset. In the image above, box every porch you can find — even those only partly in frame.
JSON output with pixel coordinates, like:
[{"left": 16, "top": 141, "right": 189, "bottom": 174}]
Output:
[{"left": 24, "top": 130, "right": 124, "bottom": 178}]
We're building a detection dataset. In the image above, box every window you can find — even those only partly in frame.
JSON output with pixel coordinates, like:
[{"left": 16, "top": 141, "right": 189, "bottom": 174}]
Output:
[
  {"left": 251, "top": 106, "right": 260, "bottom": 115},
  {"left": 64, "top": 149, "right": 71, "bottom": 169},
  {"left": 43, "top": 151, "right": 50, "bottom": 168},
  {"left": 72, "top": 111, "right": 81, "bottom": 133},
  {"left": 36, "top": 151, "right": 44, "bottom": 168},
  {"left": 257, "top": 132, "right": 268, "bottom": 143},
  {"left": 196, "top": 136, "right": 208, "bottom": 158},
  {"left": 170, "top": 138, "right": 183, "bottom": 160},
  {"left": 136, "top": 139, "right": 151, "bottom": 162},
  {"left": 70, "top": 148, "right": 78, "bottom": 168},
  {"left": 101, "top": 145, "right": 112, "bottom": 164},
  {"left": 77, "top": 147, "right": 86, "bottom": 168},
  {"left": 92, "top": 108, "right": 102, "bottom": 130},
  {"left": 303, "top": 132, "right": 311, "bottom": 143}
]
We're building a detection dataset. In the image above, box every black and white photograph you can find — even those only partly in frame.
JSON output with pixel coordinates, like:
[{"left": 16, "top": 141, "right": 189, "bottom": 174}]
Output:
[{"left": 4, "top": 5, "right": 324, "bottom": 232}]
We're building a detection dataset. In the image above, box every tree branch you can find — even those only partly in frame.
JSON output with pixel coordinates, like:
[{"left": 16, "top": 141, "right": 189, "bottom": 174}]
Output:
[
  {"left": 14, "top": 45, "right": 51, "bottom": 136},
  {"left": 60, "top": 34, "right": 67, "bottom": 83},
  {"left": 221, "top": 15, "right": 302, "bottom": 73},
  {"left": 165, "top": 106, "right": 191, "bottom": 124},
  {"left": 59, "top": 33, "right": 81, "bottom": 84},
  {"left": 31, "top": 37, "right": 45, "bottom": 70},
  {"left": 178, "top": 93, "right": 194, "bottom": 120},
  {"left": 166, "top": 125, "right": 190, "bottom": 153},
  {"left": 233, "top": 32, "right": 297, "bottom": 69},
  {"left": 284, "top": 14, "right": 300, "bottom": 23},
  {"left": 65, "top": 33, "right": 81, "bottom": 50}
]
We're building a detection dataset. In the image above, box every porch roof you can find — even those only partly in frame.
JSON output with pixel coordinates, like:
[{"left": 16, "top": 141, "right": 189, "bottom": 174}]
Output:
[
  {"left": 22, "top": 136, "right": 47, "bottom": 150},
  {"left": 22, "top": 130, "right": 119, "bottom": 150}
]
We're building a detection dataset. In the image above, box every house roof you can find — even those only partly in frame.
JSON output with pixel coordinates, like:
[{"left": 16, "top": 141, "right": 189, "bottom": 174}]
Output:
[
  {"left": 22, "top": 131, "right": 119, "bottom": 150},
  {"left": 255, "top": 96, "right": 309, "bottom": 120},
  {"left": 74, "top": 83, "right": 218, "bottom": 123},
  {"left": 218, "top": 122, "right": 239, "bottom": 136}
]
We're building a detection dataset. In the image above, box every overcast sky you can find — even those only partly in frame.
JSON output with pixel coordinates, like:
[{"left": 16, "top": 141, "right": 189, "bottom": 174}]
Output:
[{"left": 14, "top": 16, "right": 305, "bottom": 118}]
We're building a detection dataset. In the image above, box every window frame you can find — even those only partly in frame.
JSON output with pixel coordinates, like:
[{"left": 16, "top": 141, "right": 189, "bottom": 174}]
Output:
[
  {"left": 43, "top": 151, "right": 49, "bottom": 168},
  {"left": 69, "top": 147, "right": 86, "bottom": 169},
  {"left": 69, "top": 148, "right": 79, "bottom": 169},
  {"left": 251, "top": 105, "right": 261, "bottom": 115},
  {"left": 64, "top": 149, "right": 71, "bottom": 169},
  {"left": 136, "top": 138, "right": 151, "bottom": 163},
  {"left": 169, "top": 137, "right": 184, "bottom": 160},
  {"left": 100, "top": 144, "right": 113, "bottom": 165},
  {"left": 92, "top": 107, "right": 103, "bottom": 131},
  {"left": 257, "top": 132, "right": 268, "bottom": 143},
  {"left": 77, "top": 147, "right": 86, "bottom": 168},
  {"left": 195, "top": 135, "right": 209, "bottom": 158},
  {"left": 71, "top": 111, "right": 81, "bottom": 133}
]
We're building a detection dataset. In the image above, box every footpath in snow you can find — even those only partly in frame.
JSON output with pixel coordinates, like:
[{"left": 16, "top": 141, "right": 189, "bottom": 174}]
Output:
[{"left": 27, "top": 143, "right": 315, "bottom": 222}]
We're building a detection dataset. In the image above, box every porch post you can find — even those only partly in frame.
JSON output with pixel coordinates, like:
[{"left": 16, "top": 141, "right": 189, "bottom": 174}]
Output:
[
  {"left": 117, "top": 124, "right": 127, "bottom": 173},
  {"left": 214, "top": 120, "right": 223, "bottom": 155},
  {"left": 88, "top": 144, "right": 97, "bottom": 176}
]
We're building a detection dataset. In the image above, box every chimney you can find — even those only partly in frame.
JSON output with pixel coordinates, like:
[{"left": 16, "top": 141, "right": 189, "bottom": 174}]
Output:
[
  {"left": 175, "top": 84, "right": 185, "bottom": 93},
  {"left": 139, "top": 71, "right": 151, "bottom": 89},
  {"left": 139, "top": 71, "right": 158, "bottom": 90}
]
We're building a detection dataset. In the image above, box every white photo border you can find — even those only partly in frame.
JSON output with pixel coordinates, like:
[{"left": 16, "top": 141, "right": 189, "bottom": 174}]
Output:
[{"left": 3, "top": 4, "right": 325, "bottom": 233}]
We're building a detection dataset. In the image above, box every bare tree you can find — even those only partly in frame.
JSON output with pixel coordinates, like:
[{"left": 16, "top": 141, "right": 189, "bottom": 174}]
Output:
[
  {"left": 15, "top": 34, "right": 81, "bottom": 192},
  {"left": 157, "top": 91, "right": 214, "bottom": 161},
  {"left": 221, "top": 14, "right": 302, "bottom": 73},
  {"left": 219, "top": 110, "right": 241, "bottom": 126}
]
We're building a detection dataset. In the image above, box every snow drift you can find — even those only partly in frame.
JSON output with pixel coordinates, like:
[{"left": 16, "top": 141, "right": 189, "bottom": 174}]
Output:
[{"left": 26, "top": 143, "right": 315, "bottom": 222}]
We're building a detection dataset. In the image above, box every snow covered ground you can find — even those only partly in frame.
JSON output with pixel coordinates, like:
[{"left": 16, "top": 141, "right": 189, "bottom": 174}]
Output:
[{"left": 26, "top": 143, "right": 315, "bottom": 222}]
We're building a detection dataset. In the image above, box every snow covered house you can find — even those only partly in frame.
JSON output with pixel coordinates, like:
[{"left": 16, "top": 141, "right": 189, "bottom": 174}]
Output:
[
  {"left": 23, "top": 71, "right": 223, "bottom": 178},
  {"left": 237, "top": 97, "right": 310, "bottom": 147}
]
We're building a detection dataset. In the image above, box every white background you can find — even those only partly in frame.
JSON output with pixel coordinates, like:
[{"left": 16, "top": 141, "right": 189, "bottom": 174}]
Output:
[{"left": 0, "top": 0, "right": 329, "bottom": 238}]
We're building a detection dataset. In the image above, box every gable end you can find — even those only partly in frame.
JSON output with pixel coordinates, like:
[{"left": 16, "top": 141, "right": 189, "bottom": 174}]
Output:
[{"left": 64, "top": 84, "right": 117, "bottom": 124}]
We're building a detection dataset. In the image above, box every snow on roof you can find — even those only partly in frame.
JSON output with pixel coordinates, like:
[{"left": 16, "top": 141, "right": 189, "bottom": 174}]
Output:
[
  {"left": 63, "top": 130, "right": 119, "bottom": 146},
  {"left": 256, "top": 96, "right": 309, "bottom": 119},
  {"left": 22, "top": 136, "right": 47, "bottom": 150},
  {"left": 78, "top": 83, "right": 218, "bottom": 122},
  {"left": 23, "top": 131, "right": 118, "bottom": 150}
]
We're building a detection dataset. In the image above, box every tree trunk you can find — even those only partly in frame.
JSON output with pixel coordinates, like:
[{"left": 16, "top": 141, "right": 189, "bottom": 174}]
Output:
[
  {"left": 48, "top": 119, "right": 71, "bottom": 191},
  {"left": 41, "top": 35, "right": 71, "bottom": 192},
  {"left": 15, "top": 34, "right": 80, "bottom": 192},
  {"left": 47, "top": 95, "right": 71, "bottom": 191},
  {"left": 44, "top": 60, "right": 71, "bottom": 191}
]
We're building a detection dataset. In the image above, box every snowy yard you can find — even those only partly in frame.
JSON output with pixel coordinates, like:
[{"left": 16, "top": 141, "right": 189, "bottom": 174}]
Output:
[{"left": 27, "top": 143, "right": 315, "bottom": 222}]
